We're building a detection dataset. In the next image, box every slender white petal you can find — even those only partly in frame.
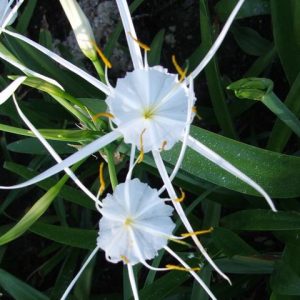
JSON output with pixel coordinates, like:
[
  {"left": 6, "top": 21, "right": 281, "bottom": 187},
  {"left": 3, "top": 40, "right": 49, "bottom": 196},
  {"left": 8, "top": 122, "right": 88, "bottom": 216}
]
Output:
[
  {"left": 116, "top": 0, "right": 143, "bottom": 69},
  {"left": 2, "top": 29, "right": 111, "bottom": 95},
  {"left": 12, "top": 95, "right": 101, "bottom": 205},
  {"left": 0, "top": 76, "right": 25, "bottom": 105},
  {"left": 189, "top": 0, "right": 245, "bottom": 80},
  {"left": 0, "top": 130, "right": 121, "bottom": 189},
  {"left": 0, "top": 51, "right": 64, "bottom": 89},
  {"left": 186, "top": 135, "right": 277, "bottom": 211},
  {"left": 165, "top": 246, "right": 217, "bottom": 300},
  {"left": 158, "top": 78, "right": 195, "bottom": 195},
  {"left": 0, "top": 0, "right": 24, "bottom": 28},
  {"left": 152, "top": 150, "right": 231, "bottom": 283},
  {"left": 127, "top": 264, "right": 139, "bottom": 300},
  {"left": 61, "top": 247, "right": 99, "bottom": 300}
]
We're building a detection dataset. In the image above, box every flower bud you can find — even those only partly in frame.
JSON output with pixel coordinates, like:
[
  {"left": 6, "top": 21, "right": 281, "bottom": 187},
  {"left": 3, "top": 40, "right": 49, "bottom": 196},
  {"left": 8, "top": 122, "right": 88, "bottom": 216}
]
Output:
[{"left": 59, "top": 0, "right": 97, "bottom": 61}]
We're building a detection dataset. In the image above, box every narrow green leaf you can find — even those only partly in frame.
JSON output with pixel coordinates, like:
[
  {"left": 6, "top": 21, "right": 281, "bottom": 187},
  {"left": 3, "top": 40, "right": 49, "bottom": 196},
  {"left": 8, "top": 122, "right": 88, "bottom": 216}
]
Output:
[
  {"left": 0, "top": 269, "right": 49, "bottom": 300},
  {"left": 161, "top": 126, "right": 300, "bottom": 198},
  {"left": 267, "top": 71, "right": 300, "bottom": 152},
  {"left": 4, "top": 161, "right": 95, "bottom": 210},
  {"left": 221, "top": 209, "right": 300, "bottom": 231},
  {"left": 231, "top": 25, "right": 272, "bottom": 57},
  {"left": 199, "top": 0, "right": 237, "bottom": 138},
  {"left": 270, "top": 260, "right": 300, "bottom": 295},
  {"left": 215, "top": 0, "right": 270, "bottom": 21},
  {"left": 148, "top": 29, "right": 165, "bottom": 66},
  {"left": 30, "top": 222, "right": 97, "bottom": 250},
  {"left": 270, "top": 0, "right": 300, "bottom": 84},
  {"left": 7, "top": 138, "right": 74, "bottom": 155},
  {"left": 0, "top": 164, "right": 74, "bottom": 245},
  {"left": 15, "top": 0, "right": 38, "bottom": 34}
]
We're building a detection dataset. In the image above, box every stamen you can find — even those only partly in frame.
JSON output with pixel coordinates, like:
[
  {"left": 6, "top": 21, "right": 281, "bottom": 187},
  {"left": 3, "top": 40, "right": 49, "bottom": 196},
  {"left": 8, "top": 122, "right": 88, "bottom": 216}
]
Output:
[
  {"left": 128, "top": 32, "right": 150, "bottom": 52},
  {"left": 137, "top": 128, "right": 146, "bottom": 164},
  {"left": 166, "top": 264, "right": 200, "bottom": 272},
  {"left": 121, "top": 255, "right": 130, "bottom": 264},
  {"left": 91, "top": 40, "right": 112, "bottom": 69},
  {"left": 175, "top": 188, "right": 185, "bottom": 202},
  {"left": 98, "top": 162, "right": 105, "bottom": 196},
  {"left": 160, "top": 140, "right": 168, "bottom": 151},
  {"left": 192, "top": 106, "right": 197, "bottom": 113},
  {"left": 181, "top": 227, "right": 214, "bottom": 238},
  {"left": 172, "top": 55, "right": 187, "bottom": 82},
  {"left": 92, "top": 112, "right": 114, "bottom": 121}
]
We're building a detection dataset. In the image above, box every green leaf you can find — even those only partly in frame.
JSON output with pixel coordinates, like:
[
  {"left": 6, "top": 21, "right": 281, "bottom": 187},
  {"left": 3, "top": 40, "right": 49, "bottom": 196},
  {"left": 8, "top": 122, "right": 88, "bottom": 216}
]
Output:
[
  {"left": 148, "top": 29, "right": 165, "bottom": 66},
  {"left": 137, "top": 267, "right": 189, "bottom": 300},
  {"left": 270, "top": 260, "right": 300, "bottom": 295},
  {"left": 4, "top": 161, "right": 95, "bottom": 210},
  {"left": 30, "top": 222, "right": 97, "bottom": 250},
  {"left": 0, "top": 268, "right": 49, "bottom": 300},
  {"left": 15, "top": 0, "right": 38, "bottom": 34},
  {"left": 0, "top": 123, "right": 101, "bottom": 142},
  {"left": 215, "top": 0, "right": 270, "bottom": 21},
  {"left": 270, "top": 0, "right": 300, "bottom": 84},
  {"left": 221, "top": 209, "right": 300, "bottom": 231},
  {"left": 267, "top": 71, "right": 300, "bottom": 152},
  {"left": 231, "top": 25, "right": 272, "bottom": 57},
  {"left": 212, "top": 227, "right": 257, "bottom": 256},
  {"left": 7, "top": 137, "right": 74, "bottom": 154},
  {"left": 199, "top": 0, "right": 237, "bottom": 138},
  {"left": 217, "top": 255, "right": 274, "bottom": 274},
  {"left": 0, "top": 164, "right": 74, "bottom": 245},
  {"left": 161, "top": 126, "right": 300, "bottom": 198}
]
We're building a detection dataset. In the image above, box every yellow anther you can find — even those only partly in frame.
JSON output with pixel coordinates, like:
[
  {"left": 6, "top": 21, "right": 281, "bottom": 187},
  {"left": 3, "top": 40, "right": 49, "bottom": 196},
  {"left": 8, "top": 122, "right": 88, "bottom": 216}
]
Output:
[
  {"left": 128, "top": 32, "right": 150, "bottom": 51},
  {"left": 166, "top": 264, "right": 200, "bottom": 272},
  {"left": 91, "top": 40, "right": 112, "bottom": 69},
  {"left": 175, "top": 188, "right": 185, "bottom": 203},
  {"left": 160, "top": 140, "right": 168, "bottom": 151},
  {"left": 192, "top": 106, "right": 197, "bottom": 113},
  {"left": 137, "top": 128, "right": 146, "bottom": 164},
  {"left": 98, "top": 162, "right": 105, "bottom": 196},
  {"left": 121, "top": 255, "right": 129, "bottom": 264},
  {"left": 172, "top": 55, "right": 187, "bottom": 82},
  {"left": 181, "top": 227, "right": 214, "bottom": 238},
  {"left": 92, "top": 112, "right": 114, "bottom": 121}
]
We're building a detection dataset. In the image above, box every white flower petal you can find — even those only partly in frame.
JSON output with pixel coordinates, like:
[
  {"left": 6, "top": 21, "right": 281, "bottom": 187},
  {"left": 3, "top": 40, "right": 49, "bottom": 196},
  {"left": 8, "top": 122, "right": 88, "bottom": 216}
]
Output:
[
  {"left": 97, "top": 179, "right": 175, "bottom": 265},
  {"left": 2, "top": 29, "right": 111, "bottom": 95},
  {"left": 12, "top": 95, "right": 100, "bottom": 204},
  {"left": 116, "top": 0, "right": 143, "bottom": 69},
  {"left": 0, "top": 76, "right": 26, "bottom": 105},
  {"left": 107, "top": 67, "right": 190, "bottom": 152},
  {"left": 189, "top": 0, "right": 245, "bottom": 80},
  {"left": 0, "top": 130, "right": 121, "bottom": 190},
  {"left": 187, "top": 135, "right": 277, "bottom": 212}
]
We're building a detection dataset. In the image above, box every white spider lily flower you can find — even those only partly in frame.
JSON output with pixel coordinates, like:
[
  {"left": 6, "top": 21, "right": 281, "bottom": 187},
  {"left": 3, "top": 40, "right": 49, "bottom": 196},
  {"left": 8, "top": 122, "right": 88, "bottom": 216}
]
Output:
[
  {"left": 61, "top": 179, "right": 217, "bottom": 300},
  {"left": 59, "top": 0, "right": 97, "bottom": 61},
  {"left": 0, "top": 0, "right": 277, "bottom": 286},
  {"left": 0, "top": 0, "right": 23, "bottom": 29}
]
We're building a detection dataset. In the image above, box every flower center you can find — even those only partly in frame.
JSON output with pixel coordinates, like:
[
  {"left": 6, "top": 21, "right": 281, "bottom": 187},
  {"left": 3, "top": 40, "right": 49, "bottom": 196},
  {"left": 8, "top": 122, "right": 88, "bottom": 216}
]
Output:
[
  {"left": 143, "top": 107, "right": 155, "bottom": 119},
  {"left": 124, "top": 217, "right": 134, "bottom": 226}
]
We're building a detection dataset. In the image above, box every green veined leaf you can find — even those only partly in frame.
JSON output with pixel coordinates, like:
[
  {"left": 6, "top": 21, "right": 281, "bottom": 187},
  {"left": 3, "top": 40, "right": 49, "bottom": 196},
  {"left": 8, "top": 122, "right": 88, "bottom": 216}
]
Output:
[
  {"left": 221, "top": 209, "right": 300, "bottom": 231},
  {"left": 161, "top": 126, "right": 300, "bottom": 198},
  {"left": 0, "top": 164, "right": 76, "bottom": 245},
  {"left": 30, "top": 222, "right": 97, "bottom": 250},
  {"left": 0, "top": 268, "right": 49, "bottom": 300}
]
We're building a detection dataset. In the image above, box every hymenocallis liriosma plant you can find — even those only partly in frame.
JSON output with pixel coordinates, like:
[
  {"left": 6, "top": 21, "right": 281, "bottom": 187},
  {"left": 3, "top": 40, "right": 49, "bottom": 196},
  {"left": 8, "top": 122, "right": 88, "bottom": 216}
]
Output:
[{"left": 0, "top": 0, "right": 277, "bottom": 299}]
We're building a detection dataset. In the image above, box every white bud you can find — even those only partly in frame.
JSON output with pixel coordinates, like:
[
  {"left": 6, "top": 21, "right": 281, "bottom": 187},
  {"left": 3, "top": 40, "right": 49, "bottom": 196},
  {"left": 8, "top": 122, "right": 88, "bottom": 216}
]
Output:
[{"left": 59, "top": 0, "right": 97, "bottom": 61}]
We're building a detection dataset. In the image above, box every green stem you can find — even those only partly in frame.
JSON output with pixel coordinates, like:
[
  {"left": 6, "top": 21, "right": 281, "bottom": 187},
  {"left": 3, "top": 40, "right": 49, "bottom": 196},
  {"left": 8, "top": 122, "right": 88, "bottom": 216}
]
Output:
[
  {"left": 91, "top": 59, "right": 105, "bottom": 82},
  {"left": 104, "top": 147, "right": 118, "bottom": 190}
]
